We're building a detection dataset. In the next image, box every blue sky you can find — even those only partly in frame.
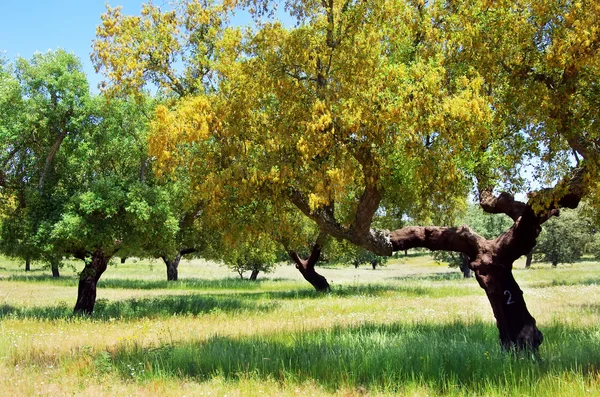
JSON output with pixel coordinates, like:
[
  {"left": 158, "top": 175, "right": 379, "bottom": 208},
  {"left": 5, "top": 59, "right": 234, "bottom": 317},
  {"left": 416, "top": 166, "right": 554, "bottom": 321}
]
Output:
[{"left": 0, "top": 1, "right": 150, "bottom": 90}]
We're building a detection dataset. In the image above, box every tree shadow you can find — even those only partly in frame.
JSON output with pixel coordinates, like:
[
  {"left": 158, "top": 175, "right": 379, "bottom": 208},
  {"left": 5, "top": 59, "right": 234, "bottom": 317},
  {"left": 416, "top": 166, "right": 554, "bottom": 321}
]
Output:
[
  {"left": 1, "top": 275, "right": 295, "bottom": 290},
  {"left": 106, "top": 321, "right": 600, "bottom": 394},
  {"left": 528, "top": 277, "right": 600, "bottom": 288},
  {"left": 256, "top": 284, "right": 434, "bottom": 300},
  {"left": 0, "top": 293, "right": 278, "bottom": 321},
  {"left": 391, "top": 272, "right": 464, "bottom": 282}
]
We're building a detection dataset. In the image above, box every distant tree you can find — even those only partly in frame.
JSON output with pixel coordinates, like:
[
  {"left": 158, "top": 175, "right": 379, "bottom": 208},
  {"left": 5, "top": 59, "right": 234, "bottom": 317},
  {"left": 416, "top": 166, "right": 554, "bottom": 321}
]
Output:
[
  {"left": 221, "top": 234, "right": 279, "bottom": 280},
  {"left": 534, "top": 208, "right": 593, "bottom": 267}
]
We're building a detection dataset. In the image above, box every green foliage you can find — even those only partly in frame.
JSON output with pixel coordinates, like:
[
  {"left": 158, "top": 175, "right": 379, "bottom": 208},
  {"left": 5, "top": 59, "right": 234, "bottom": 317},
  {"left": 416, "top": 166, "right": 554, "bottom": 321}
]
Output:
[
  {"left": 535, "top": 208, "right": 594, "bottom": 266},
  {"left": 220, "top": 234, "right": 280, "bottom": 279}
]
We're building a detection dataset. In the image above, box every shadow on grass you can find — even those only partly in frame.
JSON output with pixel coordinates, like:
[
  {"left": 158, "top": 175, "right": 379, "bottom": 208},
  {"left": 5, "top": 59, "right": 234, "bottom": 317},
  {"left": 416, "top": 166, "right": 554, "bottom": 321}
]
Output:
[
  {"left": 1, "top": 275, "right": 294, "bottom": 290},
  {"left": 0, "top": 293, "right": 278, "bottom": 321},
  {"left": 391, "top": 272, "right": 464, "bottom": 282},
  {"left": 529, "top": 277, "right": 600, "bottom": 288},
  {"left": 257, "top": 284, "right": 435, "bottom": 300},
  {"left": 107, "top": 321, "right": 600, "bottom": 394}
]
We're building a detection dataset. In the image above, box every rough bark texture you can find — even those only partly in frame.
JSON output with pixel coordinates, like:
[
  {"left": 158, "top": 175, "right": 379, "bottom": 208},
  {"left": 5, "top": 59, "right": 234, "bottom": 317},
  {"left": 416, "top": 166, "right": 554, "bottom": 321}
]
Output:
[
  {"left": 288, "top": 237, "right": 330, "bottom": 292},
  {"left": 74, "top": 249, "right": 111, "bottom": 314}
]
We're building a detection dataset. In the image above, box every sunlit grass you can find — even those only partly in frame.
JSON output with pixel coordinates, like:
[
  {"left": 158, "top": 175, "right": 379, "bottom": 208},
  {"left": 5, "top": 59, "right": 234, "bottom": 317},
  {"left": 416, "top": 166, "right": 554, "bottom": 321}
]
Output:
[{"left": 0, "top": 254, "right": 599, "bottom": 395}]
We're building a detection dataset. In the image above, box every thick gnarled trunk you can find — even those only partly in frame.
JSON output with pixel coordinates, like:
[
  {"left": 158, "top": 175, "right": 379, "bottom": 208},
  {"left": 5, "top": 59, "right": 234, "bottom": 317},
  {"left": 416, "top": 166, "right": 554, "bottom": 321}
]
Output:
[
  {"left": 473, "top": 260, "right": 542, "bottom": 350},
  {"left": 74, "top": 249, "right": 111, "bottom": 314}
]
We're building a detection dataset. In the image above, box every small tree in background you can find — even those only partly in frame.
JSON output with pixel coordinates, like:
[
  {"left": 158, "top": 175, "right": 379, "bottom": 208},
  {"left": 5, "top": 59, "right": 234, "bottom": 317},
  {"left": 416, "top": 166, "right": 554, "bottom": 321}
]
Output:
[
  {"left": 222, "top": 235, "right": 279, "bottom": 280},
  {"left": 534, "top": 208, "right": 593, "bottom": 267}
]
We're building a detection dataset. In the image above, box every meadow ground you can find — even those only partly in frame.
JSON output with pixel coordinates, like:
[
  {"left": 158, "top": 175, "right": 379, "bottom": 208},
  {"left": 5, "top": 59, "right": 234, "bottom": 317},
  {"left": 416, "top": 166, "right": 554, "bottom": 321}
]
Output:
[{"left": 0, "top": 254, "right": 599, "bottom": 396}]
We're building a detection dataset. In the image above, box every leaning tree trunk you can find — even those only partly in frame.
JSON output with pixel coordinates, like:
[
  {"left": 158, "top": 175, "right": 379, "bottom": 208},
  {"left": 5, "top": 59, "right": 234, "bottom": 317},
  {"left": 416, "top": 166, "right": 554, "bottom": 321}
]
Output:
[
  {"left": 249, "top": 269, "right": 260, "bottom": 281},
  {"left": 389, "top": 210, "right": 544, "bottom": 350},
  {"left": 288, "top": 240, "right": 330, "bottom": 292},
  {"left": 74, "top": 249, "right": 111, "bottom": 314}
]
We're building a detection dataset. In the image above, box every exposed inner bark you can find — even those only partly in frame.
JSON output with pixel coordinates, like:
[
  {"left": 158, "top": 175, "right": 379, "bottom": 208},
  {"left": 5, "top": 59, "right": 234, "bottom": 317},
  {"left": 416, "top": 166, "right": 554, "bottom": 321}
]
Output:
[{"left": 74, "top": 249, "right": 111, "bottom": 314}]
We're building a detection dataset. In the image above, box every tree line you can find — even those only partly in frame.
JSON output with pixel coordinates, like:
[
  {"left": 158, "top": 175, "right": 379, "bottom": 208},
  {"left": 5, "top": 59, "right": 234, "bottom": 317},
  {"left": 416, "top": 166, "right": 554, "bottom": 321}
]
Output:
[{"left": 2, "top": 0, "right": 600, "bottom": 351}]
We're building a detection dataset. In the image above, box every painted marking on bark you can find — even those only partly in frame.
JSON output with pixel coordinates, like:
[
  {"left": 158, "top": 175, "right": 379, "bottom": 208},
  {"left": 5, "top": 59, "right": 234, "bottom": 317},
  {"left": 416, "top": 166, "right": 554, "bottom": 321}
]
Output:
[{"left": 504, "top": 290, "right": 515, "bottom": 305}]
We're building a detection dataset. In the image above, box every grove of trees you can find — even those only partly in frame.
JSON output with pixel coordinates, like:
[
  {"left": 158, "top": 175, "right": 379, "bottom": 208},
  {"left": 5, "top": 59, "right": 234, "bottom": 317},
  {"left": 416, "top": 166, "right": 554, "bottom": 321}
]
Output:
[{"left": 2, "top": 0, "right": 600, "bottom": 352}]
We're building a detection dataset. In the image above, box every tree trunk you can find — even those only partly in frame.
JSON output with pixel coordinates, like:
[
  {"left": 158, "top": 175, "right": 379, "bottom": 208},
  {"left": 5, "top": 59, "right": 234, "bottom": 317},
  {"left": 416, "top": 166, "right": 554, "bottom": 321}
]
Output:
[
  {"left": 404, "top": 250, "right": 408, "bottom": 256},
  {"left": 372, "top": 262, "right": 377, "bottom": 270},
  {"left": 288, "top": 238, "right": 330, "bottom": 292},
  {"left": 473, "top": 260, "right": 542, "bottom": 350},
  {"left": 120, "top": 257, "right": 126, "bottom": 264},
  {"left": 51, "top": 259, "right": 60, "bottom": 278},
  {"left": 162, "top": 255, "right": 181, "bottom": 281},
  {"left": 250, "top": 269, "right": 260, "bottom": 280},
  {"left": 161, "top": 248, "right": 194, "bottom": 281},
  {"left": 74, "top": 249, "right": 111, "bottom": 314},
  {"left": 25, "top": 257, "right": 31, "bottom": 272},
  {"left": 460, "top": 254, "right": 471, "bottom": 278},
  {"left": 525, "top": 251, "right": 533, "bottom": 268}
]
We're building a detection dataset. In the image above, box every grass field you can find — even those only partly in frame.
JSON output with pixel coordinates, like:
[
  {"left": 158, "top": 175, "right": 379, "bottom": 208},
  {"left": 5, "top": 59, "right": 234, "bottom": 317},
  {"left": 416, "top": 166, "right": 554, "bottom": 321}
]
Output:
[{"left": 0, "top": 254, "right": 599, "bottom": 396}]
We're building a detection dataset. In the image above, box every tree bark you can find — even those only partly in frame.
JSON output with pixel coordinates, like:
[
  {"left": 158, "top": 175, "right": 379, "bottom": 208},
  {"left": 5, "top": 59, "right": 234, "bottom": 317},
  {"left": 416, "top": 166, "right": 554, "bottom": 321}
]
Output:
[
  {"left": 162, "top": 248, "right": 195, "bottom": 281},
  {"left": 250, "top": 269, "right": 260, "bottom": 280},
  {"left": 288, "top": 237, "right": 330, "bottom": 292},
  {"left": 51, "top": 259, "right": 60, "bottom": 278},
  {"left": 525, "top": 251, "right": 533, "bottom": 268},
  {"left": 25, "top": 257, "right": 31, "bottom": 272},
  {"left": 460, "top": 254, "right": 471, "bottom": 278},
  {"left": 120, "top": 257, "right": 127, "bottom": 264},
  {"left": 74, "top": 249, "right": 111, "bottom": 314}
]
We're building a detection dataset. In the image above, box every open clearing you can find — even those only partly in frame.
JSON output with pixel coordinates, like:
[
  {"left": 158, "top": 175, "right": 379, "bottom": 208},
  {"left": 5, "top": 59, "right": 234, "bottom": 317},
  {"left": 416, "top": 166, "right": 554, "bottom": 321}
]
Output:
[{"left": 0, "top": 255, "right": 599, "bottom": 396}]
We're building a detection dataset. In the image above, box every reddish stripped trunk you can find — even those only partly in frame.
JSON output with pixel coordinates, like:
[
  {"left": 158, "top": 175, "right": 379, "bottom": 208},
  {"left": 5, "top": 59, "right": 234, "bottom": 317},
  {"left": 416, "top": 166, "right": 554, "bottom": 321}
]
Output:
[
  {"left": 388, "top": 208, "right": 545, "bottom": 350},
  {"left": 74, "top": 249, "right": 111, "bottom": 314},
  {"left": 288, "top": 242, "right": 330, "bottom": 292}
]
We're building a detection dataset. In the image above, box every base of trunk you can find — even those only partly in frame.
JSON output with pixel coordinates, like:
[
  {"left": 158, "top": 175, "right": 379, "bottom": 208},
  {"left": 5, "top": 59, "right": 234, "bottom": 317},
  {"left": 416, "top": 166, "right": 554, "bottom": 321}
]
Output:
[
  {"left": 475, "top": 264, "right": 542, "bottom": 350},
  {"left": 250, "top": 269, "right": 260, "bottom": 280}
]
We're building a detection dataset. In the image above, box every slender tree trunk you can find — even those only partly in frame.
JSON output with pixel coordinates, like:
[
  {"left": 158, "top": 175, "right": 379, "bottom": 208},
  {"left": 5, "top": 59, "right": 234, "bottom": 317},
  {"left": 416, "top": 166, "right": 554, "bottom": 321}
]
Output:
[
  {"left": 250, "top": 269, "right": 260, "bottom": 280},
  {"left": 404, "top": 250, "right": 408, "bottom": 256},
  {"left": 74, "top": 249, "right": 111, "bottom": 314},
  {"left": 288, "top": 238, "right": 330, "bottom": 291},
  {"left": 460, "top": 254, "right": 472, "bottom": 278},
  {"left": 372, "top": 262, "right": 377, "bottom": 270},
  {"left": 25, "top": 257, "right": 31, "bottom": 272},
  {"left": 51, "top": 259, "right": 60, "bottom": 278},
  {"left": 120, "top": 257, "right": 127, "bottom": 264},
  {"left": 525, "top": 251, "right": 533, "bottom": 268}
]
